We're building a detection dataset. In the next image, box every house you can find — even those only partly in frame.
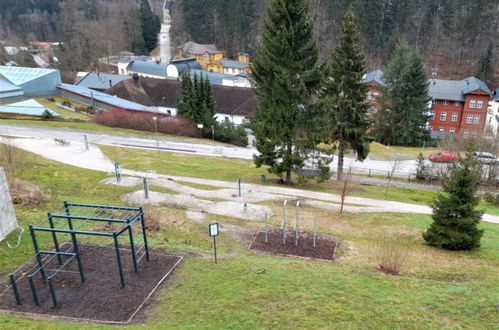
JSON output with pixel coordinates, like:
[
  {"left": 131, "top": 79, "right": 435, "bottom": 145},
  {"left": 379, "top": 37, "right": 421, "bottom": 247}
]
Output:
[
  {"left": 179, "top": 41, "right": 224, "bottom": 70},
  {"left": 361, "top": 69, "right": 385, "bottom": 111},
  {"left": 0, "top": 66, "right": 61, "bottom": 101},
  {"left": 428, "top": 77, "right": 491, "bottom": 138},
  {"left": 104, "top": 76, "right": 257, "bottom": 125},
  {"left": 218, "top": 59, "right": 250, "bottom": 75},
  {"left": 76, "top": 72, "right": 131, "bottom": 91},
  {"left": 237, "top": 52, "right": 250, "bottom": 63},
  {"left": 485, "top": 87, "right": 499, "bottom": 139}
]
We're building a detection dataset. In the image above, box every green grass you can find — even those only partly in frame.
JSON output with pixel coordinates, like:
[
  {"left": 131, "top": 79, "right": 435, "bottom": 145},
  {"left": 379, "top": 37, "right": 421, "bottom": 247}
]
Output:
[
  {"left": 1, "top": 148, "right": 499, "bottom": 328},
  {"left": 35, "top": 97, "right": 90, "bottom": 120},
  {"left": 369, "top": 142, "right": 438, "bottom": 160}
]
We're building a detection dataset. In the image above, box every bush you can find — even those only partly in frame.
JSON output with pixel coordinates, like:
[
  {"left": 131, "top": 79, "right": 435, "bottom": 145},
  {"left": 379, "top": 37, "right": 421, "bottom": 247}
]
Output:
[
  {"left": 93, "top": 109, "right": 199, "bottom": 137},
  {"left": 45, "top": 97, "right": 55, "bottom": 102},
  {"left": 9, "top": 179, "right": 48, "bottom": 206},
  {"left": 143, "top": 207, "right": 161, "bottom": 232},
  {"left": 41, "top": 109, "right": 55, "bottom": 120},
  {"left": 61, "top": 100, "right": 72, "bottom": 107},
  {"left": 484, "top": 193, "right": 499, "bottom": 206},
  {"left": 375, "top": 237, "right": 409, "bottom": 275},
  {"left": 415, "top": 152, "right": 430, "bottom": 180},
  {"left": 212, "top": 122, "right": 248, "bottom": 146}
]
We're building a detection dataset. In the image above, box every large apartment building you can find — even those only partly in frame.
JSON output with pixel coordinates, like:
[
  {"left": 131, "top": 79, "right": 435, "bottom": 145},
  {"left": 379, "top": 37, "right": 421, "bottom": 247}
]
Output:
[{"left": 427, "top": 77, "right": 491, "bottom": 138}]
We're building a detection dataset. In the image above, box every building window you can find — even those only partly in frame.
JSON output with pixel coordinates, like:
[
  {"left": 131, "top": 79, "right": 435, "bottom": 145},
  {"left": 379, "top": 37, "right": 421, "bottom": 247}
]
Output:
[
  {"left": 451, "top": 113, "right": 458, "bottom": 122},
  {"left": 432, "top": 99, "right": 437, "bottom": 105},
  {"left": 167, "top": 110, "right": 171, "bottom": 115},
  {"left": 469, "top": 100, "right": 476, "bottom": 108},
  {"left": 439, "top": 127, "right": 445, "bottom": 132},
  {"left": 474, "top": 115, "right": 480, "bottom": 124},
  {"left": 367, "top": 92, "right": 373, "bottom": 100},
  {"left": 463, "top": 129, "right": 470, "bottom": 138},
  {"left": 476, "top": 100, "right": 483, "bottom": 109},
  {"left": 449, "top": 128, "right": 456, "bottom": 133},
  {"left": 440, "top": 112, "right": 447, "bottom": 121},
  {"left": 443, "top": 100, "right": 449, "bottom": 105},
  {"left": 430, "top": 111, "right": 435, "bottom": 120},
  {"left": 454, "top": 101, "right": 460, "bottom": 106},
  {"left": 466, "top": 115, "right": 473, "bottom": 124}
]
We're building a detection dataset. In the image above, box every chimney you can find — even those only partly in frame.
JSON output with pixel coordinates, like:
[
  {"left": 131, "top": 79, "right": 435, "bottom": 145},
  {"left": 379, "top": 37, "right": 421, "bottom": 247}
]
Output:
[{"left": 109, "top": 79, "right": 113, "bottom": 88}]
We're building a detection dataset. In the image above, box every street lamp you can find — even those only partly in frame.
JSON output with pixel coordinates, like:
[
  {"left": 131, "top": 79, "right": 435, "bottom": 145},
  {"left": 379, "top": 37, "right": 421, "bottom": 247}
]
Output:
[{"left": 152, "top": 116, "right": 159, "bottom": 154}]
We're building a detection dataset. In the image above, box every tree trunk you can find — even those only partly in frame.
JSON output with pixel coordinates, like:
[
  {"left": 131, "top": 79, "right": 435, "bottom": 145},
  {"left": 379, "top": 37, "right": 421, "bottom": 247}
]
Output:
[
  {"left": 286, "top": 141, "right": 293, "bottom": 185},
  {"left": 337, "top": 140, "right": 344, "bottom": 181}
]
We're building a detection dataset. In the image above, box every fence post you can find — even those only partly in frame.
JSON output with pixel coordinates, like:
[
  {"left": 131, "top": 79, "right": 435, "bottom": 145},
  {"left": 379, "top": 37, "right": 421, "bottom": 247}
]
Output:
[
  {"left": 28, "top": 275, "right": 39, "bottom": 306},
  {"left": 281, "top": 200, "right": 287, "bottom": 244},
  {"left": 368, "top": 169, "right": 371, "bottom": 177},
  {"left": 9, "top": 274, "right": 21, "bottom": 305},
  {"left": 48, "top": 277, "right": 58, "bottom": 308}
]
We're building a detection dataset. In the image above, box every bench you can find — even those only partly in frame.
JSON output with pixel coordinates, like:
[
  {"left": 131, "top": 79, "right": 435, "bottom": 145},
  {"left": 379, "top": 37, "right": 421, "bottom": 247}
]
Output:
[{"left": 54, "top": 138, "right": 70, "bottom": 146}]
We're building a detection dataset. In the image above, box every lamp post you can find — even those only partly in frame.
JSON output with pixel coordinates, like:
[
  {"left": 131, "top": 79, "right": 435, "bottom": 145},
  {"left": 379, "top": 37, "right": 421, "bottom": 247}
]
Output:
[{"left": 152, "top": 116, "right": 159, "bottom": 154}]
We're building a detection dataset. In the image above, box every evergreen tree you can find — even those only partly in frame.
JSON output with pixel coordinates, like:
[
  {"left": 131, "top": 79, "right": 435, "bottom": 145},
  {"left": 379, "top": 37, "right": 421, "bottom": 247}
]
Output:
[
  {"left": 423, "top": 155, "right": 484, "bottom": 250},
  {"left": 177, "top": 73, "right": 216, "bottom": 129},
  {"left": 476, "top": 43, "right": 495, "bottom": 82},
  {"left": 251, "top": 0, "right": 321, "bottom": 184},
  {"left": 374, "top": 43, "right": 430, "bottom": 147},
  {"left": 320, "top": 9, "right": 370, "bottom": 180},
  {"left": 139, "top": 0, "right": 161, "bottom": 53},
  {"left": 177, "top": 73, "right": 195, "bottom": 119}
]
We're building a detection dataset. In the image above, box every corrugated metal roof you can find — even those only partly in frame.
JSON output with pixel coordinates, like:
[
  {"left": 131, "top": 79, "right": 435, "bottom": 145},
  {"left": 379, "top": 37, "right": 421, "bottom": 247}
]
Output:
[
  {"left": 127, "top": 61, "right": 167, "bottom": 77},
  {"left": 0, "top": 66, "right": 58, "bottom": 85},
  {"left": 58, "top": 83, "right": 155, "bottom": 112},
  {"left": 428, "top": 76, "right": 491, "bottom": 101},
  {"left": 168, "top": 60, "right": 201, "bottom": 75},
  {"left": 188, "top": 70, "right": 231, "bottom": 85},
  {"left": 219, "top": 60, "right": 249, "bottom": 69},
  {"left": 76, "top": 73, "right": 131, "bottom": 90},
  {"left": 181, "top": 41, "right": 220, "bottom": 55},
  {"left": 0, "top": 99, "right": 59, "bottom": 116},
  {"left": 0, "top": 78, "right": 22, "bottom": 93},
  {"left": 362, "top": 69, "right": 385, "bottom": 86}
]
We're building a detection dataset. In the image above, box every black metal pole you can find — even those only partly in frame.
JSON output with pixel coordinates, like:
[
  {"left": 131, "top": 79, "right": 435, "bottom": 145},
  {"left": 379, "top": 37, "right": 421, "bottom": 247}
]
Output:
[
  {"left": 70, "top": 232, "right": 85, "bottom": 283},
  {"left": 9, "top": 274, "right": 21, "bottom": 305},
  {"left": 29, "top": 225, "right": 45, "bottom": 280},
  {"left": 127, "top": 226, "right": 138, "bottom": 272},
  {"left": 213, "top": 236, "right": 217, "bottom": 264},
  {"left": 47, "top": 277, "right": 58, "bottom": 308},
  {"left": 139, "top": 208, "right": 150, "bottom": 261},
  {"left": 113, "top": 233, "right": 125, "bottom": 288},
  {"left": 48, "top": 213, "right": 62, "bottom": 265},
  {"left": 28, "top": 275, "right": 39, "bottom": 306}
]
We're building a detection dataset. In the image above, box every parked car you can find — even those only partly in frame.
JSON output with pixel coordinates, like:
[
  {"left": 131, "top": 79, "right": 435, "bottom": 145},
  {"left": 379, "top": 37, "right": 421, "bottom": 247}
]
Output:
[
  {"left": 429, "top": 151, "right": 458, "bottom": 163},
  {"left": 472, "top": 152, "right": 499, "bottom": 164}
]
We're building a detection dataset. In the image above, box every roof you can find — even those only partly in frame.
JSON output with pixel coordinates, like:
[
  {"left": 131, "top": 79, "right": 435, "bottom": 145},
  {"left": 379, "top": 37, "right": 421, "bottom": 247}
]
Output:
[
  {"left": 5, "top": 61, "right": 18, "bottom": 67},
  {"left": 219, "top": 60, "right": 249, "bottom": 69},
  {"left": 0, "top": 66, "right": 58, "bottom": 86},
  {"left": 428, "top": 76, "right": 491, "bottom": 101},
  {"left": 0, "top": 99, "right": 59, "bottom": 116},
  {"left": 127, "top": 61, "right": 167, "bottom": 77},
  {"left": 104, "top": 77, "right": 258, "bottom": 118},
  {"left": 167, "top": 59, "right": 202, "bottom": 75},
  {"left": 76, "top": 73, "right": 131, "bottom": 90},
  {"left": 188, "top": 70, "right": 232, "bottom": 85},
  {"left": 180, "top": 41, "right": 221, "bottom": 55},
  {"left": 362, "top": 70, "right": 385, "bottom": 86},
  {"left": 494, "top": 87, "right": 499, "bottom": 101},
  {"left": 0, "top": 79, "right": 22, "bottom": 93},
  {"left": 58, "top": 83, "right": 154, "bottom": 112}
]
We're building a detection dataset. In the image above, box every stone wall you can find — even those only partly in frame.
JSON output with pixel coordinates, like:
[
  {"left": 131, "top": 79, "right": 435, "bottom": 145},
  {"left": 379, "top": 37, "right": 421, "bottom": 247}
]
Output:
[{"left": 0, "top": 167, "right": 18, "bottom": 241}]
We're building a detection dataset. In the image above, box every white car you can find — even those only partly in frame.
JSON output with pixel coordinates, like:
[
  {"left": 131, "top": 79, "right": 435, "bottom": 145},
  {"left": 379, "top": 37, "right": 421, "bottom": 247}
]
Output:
[{"left": 472, "top": 152, "right": 499, "bottom": 164}]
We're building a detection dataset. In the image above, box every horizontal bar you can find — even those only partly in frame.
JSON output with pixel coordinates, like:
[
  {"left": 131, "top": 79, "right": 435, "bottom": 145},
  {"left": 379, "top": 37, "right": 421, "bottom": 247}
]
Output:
[
  {"left": 44, "top": 269, "right": 80, "bottom": 274},
  {"left": 31, "top": 227, "right": 115, "bottom": 237},
  {"left": 65, "top": 202, "right": 141, "bottom": 211},
  {"left": 49, "top": 214, "right": 130, "bottom": 223},
  {"left": 38, "top": 250, "right": 76, "bottom": 257}
]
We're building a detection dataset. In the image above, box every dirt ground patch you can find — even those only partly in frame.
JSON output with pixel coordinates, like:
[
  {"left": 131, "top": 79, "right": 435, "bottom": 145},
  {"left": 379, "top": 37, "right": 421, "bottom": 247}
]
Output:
[
  {"left": 0, "top": 246, "right": 182, "bottom": 323},
  {"left": 250, "top": 229, "right": 339, "bottom": 261}
]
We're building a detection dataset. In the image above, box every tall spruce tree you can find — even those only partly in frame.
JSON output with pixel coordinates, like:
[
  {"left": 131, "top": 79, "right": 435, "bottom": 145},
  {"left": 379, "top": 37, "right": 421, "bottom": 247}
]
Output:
[
  {"left": 177, "top": 73, "right": 216, "bottom": 129},
  {"left": 374, "top": 43, "right": 430, "bottom": 147},
  {"left": 476, "top": 43, "right": 495, "bottom": 82},
  {"left": 139, "top": 0, "right": 161, "bottom": 53},
  {"left": 320, "top": 9, "right": 370, "bottom": 180},
  {"left": 423, "top": 155, "right": 484, "bottom": 250},
  {"left": 251, "top": 0, "right": 321, "bottom": 184}
]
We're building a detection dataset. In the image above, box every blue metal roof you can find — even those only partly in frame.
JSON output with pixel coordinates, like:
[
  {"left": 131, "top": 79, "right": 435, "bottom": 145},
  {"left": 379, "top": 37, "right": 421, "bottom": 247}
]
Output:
[
  {"left": 0, "top": 99, "right": 59, "bottom": 116},
  {"left": 188, "top": 70, "right": 232, "bottom": 85},
  {"left": 0, "top": 78, "right": 22, "bottom": 93},
  {"left": 58, "top": 83, "right": 155, "bottom": 112},
  {"left": 127, "top": 61, "right": 167, "bottom": 77},
  {"left": 219, "top": 60, "right": 249, "bottom": 69},
  {"left": 76, "top": 73, "right": 131, "bottom": 90},
  {"left": 0, "top": 66, "right": 58, "bottom": 86},
  {"left": 362, "top": 70, "right": 385, "bottom": 86}
]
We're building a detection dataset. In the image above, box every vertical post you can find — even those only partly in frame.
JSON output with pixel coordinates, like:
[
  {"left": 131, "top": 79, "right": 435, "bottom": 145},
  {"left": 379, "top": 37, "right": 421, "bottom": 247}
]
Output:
[
  {"left": 408, "top": 173, "right": 411, "bottom": 182},
  {"left": 29, "top": 225, "right": 45, "bottom": 280},
  {"left": 113, "top": 233, "right": 125, "bottom": 288},
  {"left": 281, "top": 200, "right": 287, "bottom": 245},
  {"left": 47, "top": 277, "right": 58, "bottom": 308},
  {"left": 313, "top": 216, "right": 317, "bottom": 248},
  {"left": 213, "top": 236, "right": 217, "bottom": 264},
  {"left": 237, "top": 178, "right": 241, "bottom": 197},
  {"left": 139, "top": 208, "right": 150, "bottom": 261},
  {"left": 294, "top": 201, "right": 300, "bottom": 247},
  {"left": 368, "top": 169, "right": 371, "bottom": 177},
  {"left": 211, "top": 125, "right": 215, "bottom": 140},
  {"left": 28, "top": 275, "right": 39, "bottom": 306},
  {"left": 143, "top": 177, "right": 149, "bottom": 199},
  {"left": 128, "top": 226, "right": 138, "bottom": 272},
  {"left": 47, "top": 213, "right": 62, "bottom": 265},
  {"left": 152, "top": 116, "right": 159, "bottom": 154},
  {"left": 9, "top": 274, "right": 21, "bottom": 305},
  {"left": 264, "top": 212, "right": 268, "bottom": 243},
  {"left": 115, "top": 163, "right": 121, "bottom": 184},
  {"left": 71, "top": 232, "right": 85, "bottom": 283},
  {"left": 84, "top": 135, "right": 89, "bottom": 151}
]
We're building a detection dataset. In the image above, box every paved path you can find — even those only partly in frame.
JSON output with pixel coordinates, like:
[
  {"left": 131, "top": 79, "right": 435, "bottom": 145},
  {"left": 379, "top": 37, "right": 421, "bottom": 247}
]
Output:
[{"left": 5, "top": 136, "right": 499, "bottom": 224}]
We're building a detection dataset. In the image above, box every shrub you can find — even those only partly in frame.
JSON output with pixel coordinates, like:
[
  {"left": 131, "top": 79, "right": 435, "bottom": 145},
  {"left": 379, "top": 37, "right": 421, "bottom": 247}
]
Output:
[
  {"left": 93, "top": 109, "right": 199, "bottom": 137},
  {"left": 45, "top": 97, "right": 55, "bottom": 102},
  {"left": 0, "top": 138, "right": 18, "bottom": 173},
  {"left": 484, "top": 193, "right": 499, "bottom": 206},
  {"left": 375, "top": 237, "right": 409, "bottom": 275},
  {"left": 41, "top": 109, "right": 55, "bottom": 120},
  {"left": 143, "top": 207, "right": 161, "bottom": 232},
  {"left": 212, "top": 122, "right": 248, "bottom": 146},
  {"left": 9, "top": 179, "right": 48, "bottom": 206},
  {"left": 75, "top": 106, "right": 87, "bottom": 113},
  {"left": 61, "top": 100, "right": 72, "bottom": 107},
  {"left": 415, "top": 152, "right": 429, "bottom": 180}
]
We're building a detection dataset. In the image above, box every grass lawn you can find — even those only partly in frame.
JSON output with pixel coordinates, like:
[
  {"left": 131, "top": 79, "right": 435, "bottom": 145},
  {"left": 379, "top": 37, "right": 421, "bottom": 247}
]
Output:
[
  {"left": 369, "top": 142, "right": 438, "bottom": 160},
  {"left": 1, "top": 148, "right": 499, "bottom": 328},
  {"left": 35, "top": 97, "right": 90, "bottom": 121}
]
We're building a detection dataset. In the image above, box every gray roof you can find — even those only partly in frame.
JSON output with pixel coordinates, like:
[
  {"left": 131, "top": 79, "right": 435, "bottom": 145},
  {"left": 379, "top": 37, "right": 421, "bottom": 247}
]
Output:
[
  {"left": 428, "top": 76, "right": 491, "bottom": 101},
  {"left": 168, "top": 58, "right": 202, "bottom": 75},
  {"left": 362, "top": 69, "right": 385, "bottom": 86},
  {"left": 127, "top": 61, "right": 167, "bottom": 77},
  {"left": 0, "top": 78, "right": 22, "bottom": 93},
  {"left": 180, "top": 41, "right": 220, "bottom": 55},
  {"left": 188, "top": 70, "right": 232, "bottom": 85},
  {"left": 494, "top": 87, "right": 499, "bottom": 101},
  {"left": 219, "top": 60, "right": 249, "bottom": 69},
  {"left": 76, "top": 73, "right": 131, "bottom": 91}
]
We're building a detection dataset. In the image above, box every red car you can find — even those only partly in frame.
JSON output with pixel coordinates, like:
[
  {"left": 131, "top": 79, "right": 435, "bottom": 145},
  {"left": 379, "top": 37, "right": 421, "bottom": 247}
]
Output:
[{"left": 429, "top": 151, "right": 458, "bottom": 163}]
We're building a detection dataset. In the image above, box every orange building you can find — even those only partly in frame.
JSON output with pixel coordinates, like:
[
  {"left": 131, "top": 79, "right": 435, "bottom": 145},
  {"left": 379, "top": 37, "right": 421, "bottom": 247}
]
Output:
[
  {"left": 178, "top": 41, "right": 224, "bottom": 71},
  {"left": 428, "top": 77, "right": 491, "bottom": 138}
]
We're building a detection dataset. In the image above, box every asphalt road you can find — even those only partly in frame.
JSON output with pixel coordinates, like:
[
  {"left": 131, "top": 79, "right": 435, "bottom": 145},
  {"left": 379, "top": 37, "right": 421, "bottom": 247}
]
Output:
[{"left": 0, "top": 123, "right": 418, "bottom": 174}]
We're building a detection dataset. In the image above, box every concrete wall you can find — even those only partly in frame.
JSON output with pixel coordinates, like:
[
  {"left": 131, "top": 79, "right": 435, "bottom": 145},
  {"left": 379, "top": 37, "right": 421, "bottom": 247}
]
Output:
[{"left": 0, "top": 167, "right": 18, "bottom": 241}]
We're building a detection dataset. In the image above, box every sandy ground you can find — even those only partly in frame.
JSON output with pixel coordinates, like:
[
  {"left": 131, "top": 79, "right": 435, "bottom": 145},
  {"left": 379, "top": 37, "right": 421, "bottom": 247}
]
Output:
[{"left": 4, "top": 137, "right": 499, "bottom": 224}]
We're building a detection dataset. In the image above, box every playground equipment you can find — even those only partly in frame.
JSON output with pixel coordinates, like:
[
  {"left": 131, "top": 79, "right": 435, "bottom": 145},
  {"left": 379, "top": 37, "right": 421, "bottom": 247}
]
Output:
[{"left": 8, "top": 202, "right": 149, "bottom": 308}]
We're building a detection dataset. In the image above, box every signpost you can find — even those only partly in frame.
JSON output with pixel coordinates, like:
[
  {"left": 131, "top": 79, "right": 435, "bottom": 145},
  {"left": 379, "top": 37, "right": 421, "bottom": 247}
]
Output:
[
  {"left": 83, "top": 135, "right": 89, "bottom": 151},
  {"left": 114, "top": 163, "right": 121, "bottom": 184},
  {"left": 143, "top": 177, "right": 149, "bottom": 199},
  {"left": 209, "top": 223, "right": 219, "bottom": 264}
]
